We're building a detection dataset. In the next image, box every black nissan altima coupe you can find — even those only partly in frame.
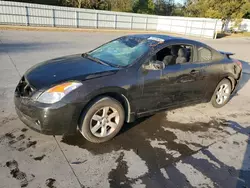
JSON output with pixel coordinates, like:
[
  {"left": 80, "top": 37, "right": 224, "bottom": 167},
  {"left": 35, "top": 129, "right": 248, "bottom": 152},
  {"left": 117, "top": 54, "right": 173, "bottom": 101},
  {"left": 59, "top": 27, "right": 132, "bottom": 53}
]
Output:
[{"left": 15, "top": 34, "right": 242, "bottom": 143}]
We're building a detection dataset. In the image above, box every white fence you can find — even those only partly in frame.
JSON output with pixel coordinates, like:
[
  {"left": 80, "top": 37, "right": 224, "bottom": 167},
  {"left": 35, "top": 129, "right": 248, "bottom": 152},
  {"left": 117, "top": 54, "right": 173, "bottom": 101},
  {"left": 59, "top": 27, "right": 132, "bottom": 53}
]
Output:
[{"left": 0, "top": 1, "right": 219, "bottom": 39}]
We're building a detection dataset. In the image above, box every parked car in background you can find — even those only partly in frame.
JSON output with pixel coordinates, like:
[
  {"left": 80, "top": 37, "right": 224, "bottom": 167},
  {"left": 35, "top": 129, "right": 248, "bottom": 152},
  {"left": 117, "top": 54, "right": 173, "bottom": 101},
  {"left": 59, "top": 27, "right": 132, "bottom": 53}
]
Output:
[{"left": 14, "top": 34, "right": 242, "bottom": 143}]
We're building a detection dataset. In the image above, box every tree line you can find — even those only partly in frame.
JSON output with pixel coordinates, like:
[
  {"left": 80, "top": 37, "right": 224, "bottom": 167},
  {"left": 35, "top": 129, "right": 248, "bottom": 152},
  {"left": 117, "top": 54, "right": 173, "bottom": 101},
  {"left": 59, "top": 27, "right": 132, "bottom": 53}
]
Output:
[
  {"left": 5, "top": 0, "right": 185, "bottom": 16},
  {"left": 6, "top": 0, "right": 250, "bottom": 20}
]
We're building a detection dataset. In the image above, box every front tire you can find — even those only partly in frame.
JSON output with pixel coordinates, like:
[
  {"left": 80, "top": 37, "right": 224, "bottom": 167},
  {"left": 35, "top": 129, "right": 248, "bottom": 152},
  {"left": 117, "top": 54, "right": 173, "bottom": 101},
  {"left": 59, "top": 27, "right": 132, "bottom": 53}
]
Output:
[
  {"left": 79, "top": 97, "right": 125, "bottom": 143},
  {"left": 211, "top": 79, "right": 232, "bottom": 108}
]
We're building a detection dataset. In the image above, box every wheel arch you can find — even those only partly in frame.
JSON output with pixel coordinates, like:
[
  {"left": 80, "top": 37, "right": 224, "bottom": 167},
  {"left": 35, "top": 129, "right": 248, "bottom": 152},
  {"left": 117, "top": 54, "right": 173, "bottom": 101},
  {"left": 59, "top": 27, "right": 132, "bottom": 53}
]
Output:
[
  {"left": 209, "top": 75, "right": 236, "bottom": 102},
  {"left": 79, "top": 88, "right": 134, "bottom": 124},
  {"left": 225, "top": 76, "right": 236, "bottom": 92}
]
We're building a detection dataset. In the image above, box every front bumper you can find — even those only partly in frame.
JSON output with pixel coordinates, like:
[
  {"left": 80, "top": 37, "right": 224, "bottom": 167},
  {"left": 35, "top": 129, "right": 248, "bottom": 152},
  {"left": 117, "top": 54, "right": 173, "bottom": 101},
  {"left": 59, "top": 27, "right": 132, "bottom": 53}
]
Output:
[{"left": 14, "top": 96, "right": 82, "bottom": 135}]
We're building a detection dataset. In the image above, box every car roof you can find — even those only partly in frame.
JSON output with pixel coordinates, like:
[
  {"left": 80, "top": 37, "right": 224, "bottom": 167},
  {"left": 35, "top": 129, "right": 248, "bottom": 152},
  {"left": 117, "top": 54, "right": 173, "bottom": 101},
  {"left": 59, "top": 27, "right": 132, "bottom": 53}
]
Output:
[
  {"left": 127, "top": 34, "right": 202, "bottom": 46},
  {"left": 129, "top": 34, "right": 174, "bottom": 40}
]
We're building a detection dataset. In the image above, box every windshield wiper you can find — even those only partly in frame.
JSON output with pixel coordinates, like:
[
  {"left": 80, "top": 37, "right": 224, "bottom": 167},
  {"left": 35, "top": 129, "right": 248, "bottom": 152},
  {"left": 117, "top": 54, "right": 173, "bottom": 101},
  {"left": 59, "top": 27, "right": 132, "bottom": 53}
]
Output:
[{"left": 82, "top": 53, "right": 110, "bottom": 67}]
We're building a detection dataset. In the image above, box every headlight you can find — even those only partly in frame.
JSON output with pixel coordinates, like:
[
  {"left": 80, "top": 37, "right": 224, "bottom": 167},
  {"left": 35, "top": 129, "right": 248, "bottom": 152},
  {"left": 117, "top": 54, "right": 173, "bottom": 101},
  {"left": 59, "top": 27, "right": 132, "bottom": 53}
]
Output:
[{"left": 36, "top": 81, "right": 82, "bottom": 104}]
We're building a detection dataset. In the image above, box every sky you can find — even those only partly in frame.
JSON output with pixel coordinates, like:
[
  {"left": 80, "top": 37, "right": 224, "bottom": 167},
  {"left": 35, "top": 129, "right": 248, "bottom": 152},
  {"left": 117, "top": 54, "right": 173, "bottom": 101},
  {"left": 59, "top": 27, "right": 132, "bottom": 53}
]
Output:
[{"left": 174, "top": 0, "right": 185, "bottom": 4}]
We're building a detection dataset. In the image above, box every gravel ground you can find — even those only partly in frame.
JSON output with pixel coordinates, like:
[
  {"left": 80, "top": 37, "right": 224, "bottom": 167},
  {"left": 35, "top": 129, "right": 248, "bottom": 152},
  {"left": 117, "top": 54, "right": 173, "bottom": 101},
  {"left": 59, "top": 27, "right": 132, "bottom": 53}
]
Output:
[{"left": 0, "top": 30, "right": 250, "bottom": 188}]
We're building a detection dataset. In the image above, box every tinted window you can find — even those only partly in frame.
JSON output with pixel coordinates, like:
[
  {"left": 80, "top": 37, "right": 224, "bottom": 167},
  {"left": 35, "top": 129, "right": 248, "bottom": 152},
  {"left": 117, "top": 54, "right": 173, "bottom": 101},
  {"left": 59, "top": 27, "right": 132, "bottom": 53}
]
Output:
[{"left": 198, "top": 47, "right": 212, "bottom": 61}]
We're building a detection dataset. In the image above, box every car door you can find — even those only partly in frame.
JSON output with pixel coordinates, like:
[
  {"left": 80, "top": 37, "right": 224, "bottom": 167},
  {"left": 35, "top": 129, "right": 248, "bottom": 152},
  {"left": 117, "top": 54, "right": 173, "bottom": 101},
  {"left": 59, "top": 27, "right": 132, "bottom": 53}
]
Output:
[
  {"left": 159, "top": 43, "right": 207, "bottom": 108},
  {"left": 160, "top": 63, "right": 207, "bottom": 107},
  {"left": 136, "top": 56, "right": 164, "bottom": 114}
]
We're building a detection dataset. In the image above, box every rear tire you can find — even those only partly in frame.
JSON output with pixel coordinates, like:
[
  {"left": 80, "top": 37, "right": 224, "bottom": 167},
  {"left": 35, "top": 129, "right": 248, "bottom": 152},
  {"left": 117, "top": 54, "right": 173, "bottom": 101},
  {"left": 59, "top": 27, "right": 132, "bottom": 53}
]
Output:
[
  {"left": 211, "top": 79, "right": 232, "bottom": 108},
  {"left": 79, "top": 97, "right": 125, "bottom": 143}
]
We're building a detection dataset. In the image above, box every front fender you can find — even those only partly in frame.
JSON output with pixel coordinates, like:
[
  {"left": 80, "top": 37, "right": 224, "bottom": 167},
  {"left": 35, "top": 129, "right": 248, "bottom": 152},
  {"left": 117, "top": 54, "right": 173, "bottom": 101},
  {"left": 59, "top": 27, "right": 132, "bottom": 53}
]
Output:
[{"left": 73, "top": 86, "right": 136, "bottom": 123}]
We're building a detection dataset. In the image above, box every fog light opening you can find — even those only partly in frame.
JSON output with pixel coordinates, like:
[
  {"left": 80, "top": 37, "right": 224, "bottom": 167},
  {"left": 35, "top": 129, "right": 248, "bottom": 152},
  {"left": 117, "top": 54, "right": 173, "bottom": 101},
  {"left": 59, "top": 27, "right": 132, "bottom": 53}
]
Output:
[{"left": 35, "top": 120, "right": 41, "bottom": 126}]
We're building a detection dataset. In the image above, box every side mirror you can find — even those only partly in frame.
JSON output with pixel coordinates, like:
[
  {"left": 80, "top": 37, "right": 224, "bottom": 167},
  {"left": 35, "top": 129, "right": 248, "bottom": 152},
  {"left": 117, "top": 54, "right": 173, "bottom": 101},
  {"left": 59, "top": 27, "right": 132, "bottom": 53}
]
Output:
[{"left": 142, "top": 60, "right": 165, "bottom": 70}]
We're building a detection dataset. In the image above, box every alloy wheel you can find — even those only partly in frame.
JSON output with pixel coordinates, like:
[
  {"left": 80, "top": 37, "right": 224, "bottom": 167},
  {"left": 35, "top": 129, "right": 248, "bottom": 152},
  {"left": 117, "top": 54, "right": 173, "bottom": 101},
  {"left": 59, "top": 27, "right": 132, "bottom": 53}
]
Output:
[
  {"left": 215, "top": 83, "right": 230, "bottom": 105},
  {"left": 90, "top": 106, "right": 120, "bottom": 137}
]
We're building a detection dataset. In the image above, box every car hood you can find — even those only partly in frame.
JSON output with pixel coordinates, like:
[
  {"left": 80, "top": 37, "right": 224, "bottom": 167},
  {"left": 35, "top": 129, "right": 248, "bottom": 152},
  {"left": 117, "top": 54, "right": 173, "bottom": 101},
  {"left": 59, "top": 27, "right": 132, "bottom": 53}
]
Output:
[{"left": 25, "top": 54, "right": 119, "bottom": 90}]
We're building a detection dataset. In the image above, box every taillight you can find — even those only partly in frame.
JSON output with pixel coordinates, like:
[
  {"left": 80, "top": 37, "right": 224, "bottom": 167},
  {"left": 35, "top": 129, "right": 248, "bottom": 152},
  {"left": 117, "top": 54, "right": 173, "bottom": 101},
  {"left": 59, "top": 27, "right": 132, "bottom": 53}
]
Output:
[{"left": 236, "top": 60, "right": 242, "bottom": 69}]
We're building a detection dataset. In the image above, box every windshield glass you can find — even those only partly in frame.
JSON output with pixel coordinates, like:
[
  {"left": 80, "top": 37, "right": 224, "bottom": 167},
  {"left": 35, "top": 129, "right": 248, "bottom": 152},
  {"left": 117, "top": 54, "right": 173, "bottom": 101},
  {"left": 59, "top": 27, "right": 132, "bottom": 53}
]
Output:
[{"left": 88, "top": 36, "right": 161, "bottom": 67}]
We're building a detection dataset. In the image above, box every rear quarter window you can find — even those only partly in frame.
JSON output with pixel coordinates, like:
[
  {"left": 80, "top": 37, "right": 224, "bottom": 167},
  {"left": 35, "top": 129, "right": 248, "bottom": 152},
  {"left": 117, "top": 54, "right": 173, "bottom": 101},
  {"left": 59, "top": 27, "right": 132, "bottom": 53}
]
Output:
[
  {"left": 197, "top": 46, "right": 224, "bottom": 62},
  {"left": 198, "top": 47, "right": 212, "bottom": 61}
]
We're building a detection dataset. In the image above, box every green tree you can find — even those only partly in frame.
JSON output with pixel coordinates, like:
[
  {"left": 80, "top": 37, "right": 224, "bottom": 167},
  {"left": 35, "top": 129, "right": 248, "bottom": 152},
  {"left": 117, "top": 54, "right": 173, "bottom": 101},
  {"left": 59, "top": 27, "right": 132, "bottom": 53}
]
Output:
[
  {"left": 154, "top": 0, "right": 166, "bottom": 15},
  {"left": 59, "top": 0, "right": 110, "bottom": 9},
  {"left": 244, "top": 11, "right": 250, "bottom": 19},
  {"left": 154, "top": 0, "right": 175, "bottom": 16},
  {"left": 110, "top": 0, "right": 133, "bottom": 12},
  {"left": 185, "top": 0, "right": 207, "bottom": 17},
  {"left": 185, "top": 0, "right": 250, "bottom": 23},
  {"left": 8, "top": 0, "right": 188, "bottom": 16},
  {"left": 133, "top": 0, "right": 155, "bottom": 14},
  {"left": 80, "top": 0, "right": 110, "bottom": 9},
  {"left": 8, "top": 0, "right": 61, "bottom": 5},
  {"left": 172, "top": 3, "right": 185, "bottom": 16}
]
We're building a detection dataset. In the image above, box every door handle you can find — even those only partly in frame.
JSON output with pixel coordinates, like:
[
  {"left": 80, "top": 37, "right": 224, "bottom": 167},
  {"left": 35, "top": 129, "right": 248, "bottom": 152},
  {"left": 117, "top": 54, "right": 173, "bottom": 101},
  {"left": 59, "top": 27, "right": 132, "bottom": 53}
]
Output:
[{"left": 190, "top": 70, "right": 199, "bottom": 75}]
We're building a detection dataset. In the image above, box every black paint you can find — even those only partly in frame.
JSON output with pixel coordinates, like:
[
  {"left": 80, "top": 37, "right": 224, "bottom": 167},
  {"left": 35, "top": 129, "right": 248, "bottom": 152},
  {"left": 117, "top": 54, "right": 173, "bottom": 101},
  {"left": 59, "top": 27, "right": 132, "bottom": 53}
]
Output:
[{"left": 25, "top": 54, "right": 119, "bottom": 90}]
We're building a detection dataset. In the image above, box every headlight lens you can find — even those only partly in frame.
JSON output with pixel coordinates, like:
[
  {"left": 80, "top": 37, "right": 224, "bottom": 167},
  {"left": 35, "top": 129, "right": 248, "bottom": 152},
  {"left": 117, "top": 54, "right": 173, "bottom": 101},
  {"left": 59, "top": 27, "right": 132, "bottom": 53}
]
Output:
[{"left": 37, "top": 81, "right": 82, "bottom": 104}]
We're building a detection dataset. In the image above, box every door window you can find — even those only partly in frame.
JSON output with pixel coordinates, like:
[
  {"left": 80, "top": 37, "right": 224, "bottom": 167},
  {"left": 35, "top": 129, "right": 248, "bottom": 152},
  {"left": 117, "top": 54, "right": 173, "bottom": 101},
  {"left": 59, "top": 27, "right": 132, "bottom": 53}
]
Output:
[{"left": 155, "top": 44, "right": 194, "bottom": 66}]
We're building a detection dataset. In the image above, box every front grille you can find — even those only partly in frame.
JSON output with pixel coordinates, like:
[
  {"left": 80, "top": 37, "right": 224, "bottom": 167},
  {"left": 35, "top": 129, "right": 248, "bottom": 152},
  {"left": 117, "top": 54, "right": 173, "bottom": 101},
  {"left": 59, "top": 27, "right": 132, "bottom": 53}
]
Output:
[{"left": 15, "top": 76, "right": 35, "bottom": 97}]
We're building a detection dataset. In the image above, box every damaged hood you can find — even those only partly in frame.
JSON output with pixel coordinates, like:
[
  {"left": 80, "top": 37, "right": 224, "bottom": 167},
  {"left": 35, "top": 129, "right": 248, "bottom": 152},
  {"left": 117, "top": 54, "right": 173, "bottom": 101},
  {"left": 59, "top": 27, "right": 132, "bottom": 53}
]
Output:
[{"left": 25, "top": 54, "right": 119, "bottom": 90}]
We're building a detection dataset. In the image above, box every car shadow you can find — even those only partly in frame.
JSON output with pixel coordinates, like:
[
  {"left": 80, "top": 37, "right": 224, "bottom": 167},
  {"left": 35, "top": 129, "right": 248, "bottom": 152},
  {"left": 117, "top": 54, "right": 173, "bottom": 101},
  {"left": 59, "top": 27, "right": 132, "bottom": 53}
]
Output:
[{"left": 118, "top": 116, "right": 152, "bottom": 136}]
